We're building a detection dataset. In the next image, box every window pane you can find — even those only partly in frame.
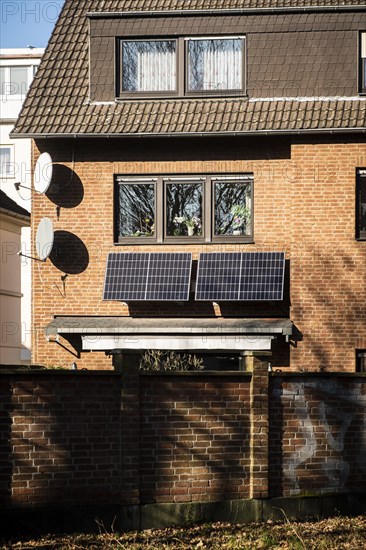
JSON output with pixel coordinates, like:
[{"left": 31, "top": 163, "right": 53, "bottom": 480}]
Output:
[
  {"left": 361, "top": 33, "right": 366, "bottom": 92},
  {"left": 166, "top": 182, "right": 203, "bottom": 237},
  {"left": 0, "top": 147, "right": 11, "bottom": 175},
  {"left": 359, "top": 175, "right": 366, "bottom": 234},
  {"left": 0, "top": 68, "right": 5, "bottom": 95},
  {"left": 118, "top": 183, "right": 155, "bottom": 237},
  {"left": 9, "top": 67, "right": 29, "bottom": 95},
  {"left": 122, "top": 40, "right": 176, "bottom": 92},
  {"left": 187, "top": 38, "right": 242, "bottom": 92},
  {"left": 214, "top": 180, "right": 252, "bottom": 236}
]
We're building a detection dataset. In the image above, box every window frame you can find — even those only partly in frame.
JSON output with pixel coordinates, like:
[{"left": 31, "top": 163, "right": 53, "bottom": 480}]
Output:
[
  {"left": 359, "top": 31, "right": 366, "bottom": 95},
  {"left": 117, "top": 35, "right": 246, "bottom": 99},
  {"left": 119, "top": 38, "right": 179, "bottom": 98},
  {"left": 0, "top": 65, "right": 32, "bottom": 99},
  {"left": 184, "top": 36, "right": 246, "bottom": 97},
  {"left": 356, "top": 350, "right": 366, "bottom": 372},
  {"left": 356, "top": 168, "right": 366, "bottom": 240},
  {"left": 0, "top": 144, "right": 15, "bottom": 179},
  {"left": 114, "top": 174, "right": 254, "bottom": 245},
  {"left": 114, "top": 177, "right": 158, "bottom": 244}
]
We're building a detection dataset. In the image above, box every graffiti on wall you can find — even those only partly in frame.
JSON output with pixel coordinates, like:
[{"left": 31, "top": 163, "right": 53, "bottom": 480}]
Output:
[{"left": 280, "top": 381, "right": 366, "bottom": 494}]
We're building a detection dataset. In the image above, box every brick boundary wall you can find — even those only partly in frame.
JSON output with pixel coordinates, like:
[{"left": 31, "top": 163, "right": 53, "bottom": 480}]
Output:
[{"left": 0, "top": 365, "right": 366, "bottom": 534}]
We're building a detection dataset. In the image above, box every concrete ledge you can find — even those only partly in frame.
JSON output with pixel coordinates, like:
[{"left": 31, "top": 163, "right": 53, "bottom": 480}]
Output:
[{"left": 1, "top": 494, "right": 366, "bottom": 537}]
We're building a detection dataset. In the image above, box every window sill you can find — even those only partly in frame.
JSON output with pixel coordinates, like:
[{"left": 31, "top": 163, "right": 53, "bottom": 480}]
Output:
[
  {"left": 115, "top": 92, "right": 249, "bottom": 101},
  {"left": 115, "top": 239, "right": 255, "bottom": 246}
]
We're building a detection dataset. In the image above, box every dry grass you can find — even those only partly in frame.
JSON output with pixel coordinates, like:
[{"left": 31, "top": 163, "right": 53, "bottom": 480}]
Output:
[{"left": 1, "top": 515, "right": 365, "bottom": 549}]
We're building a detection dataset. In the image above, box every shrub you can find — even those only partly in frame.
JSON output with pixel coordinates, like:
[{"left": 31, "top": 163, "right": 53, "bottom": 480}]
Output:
[{"left": 139, "top": 350, "right": 204, "bottom": 372}]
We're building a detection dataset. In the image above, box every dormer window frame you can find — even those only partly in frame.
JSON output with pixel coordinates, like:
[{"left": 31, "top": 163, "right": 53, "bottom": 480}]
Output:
[
  {"left": 117, "top": 35, "right": 246, "bottom": 100},
  {"left": 359, "top": 31, "right": 366, "bottom": 95}
]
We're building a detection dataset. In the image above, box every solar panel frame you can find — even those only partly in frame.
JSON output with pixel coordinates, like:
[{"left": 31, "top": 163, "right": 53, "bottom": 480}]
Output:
[
  {"left": 103, "top": 252, "right": 192, "bottom": 301},
  {"left": 195, "top": 252, "right": 285, "bottom": 301}
]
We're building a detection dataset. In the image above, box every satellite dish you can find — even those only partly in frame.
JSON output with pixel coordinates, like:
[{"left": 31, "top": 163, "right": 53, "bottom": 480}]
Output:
[
  {"left": 34, "top": 152, "right": 53, "bottom": 194},
  {"left": 36, "top": 217, "right": 54, "bottom": 261}
]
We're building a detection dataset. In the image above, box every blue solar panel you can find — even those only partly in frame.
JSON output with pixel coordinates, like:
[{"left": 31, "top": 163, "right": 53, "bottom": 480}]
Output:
[
  {"left": 103, "top": 252, "right": 192, "bottom": 301},
  {"left": 195, "top": 252, "right": 285, "bottom": 301}
]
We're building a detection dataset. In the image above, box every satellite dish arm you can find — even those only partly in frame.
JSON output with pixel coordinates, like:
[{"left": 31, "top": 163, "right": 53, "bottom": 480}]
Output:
[
  {"left": 14, "top": 182, "right": 32, "bottom": 191},
  {"left": 17, "top": 251, "right": 46, "bottom": 263}
]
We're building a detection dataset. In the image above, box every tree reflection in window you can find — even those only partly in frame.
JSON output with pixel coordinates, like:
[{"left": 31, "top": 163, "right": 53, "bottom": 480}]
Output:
[
  {"left": 122, "top": 40, "right": 176, "bottom": 92},
  {"left": 166, "top": 181, "right": 203, "bottom": 237},
  {"left": 359, "top": 173, "right": 366, "bottom": 238},
  {"left": 214, "top": 180, "right": 252, "bottom": 236},
  {"left": 118, "top": 182, "right": 155, "bottom": 237}
]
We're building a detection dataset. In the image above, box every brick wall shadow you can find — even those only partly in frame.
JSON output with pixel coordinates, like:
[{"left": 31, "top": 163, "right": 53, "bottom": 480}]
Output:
[
  {"left": 139, "top": 374, "right": 251, "bottom": 505},
  {"left": 268, "top": 377, "right": 284, "bottom": 497},
  {"left": 3, "top": 375, "right": 123, "bottom": 514},
  {"left": 0, "top": 380, "right": 12, "bottom": 507}
]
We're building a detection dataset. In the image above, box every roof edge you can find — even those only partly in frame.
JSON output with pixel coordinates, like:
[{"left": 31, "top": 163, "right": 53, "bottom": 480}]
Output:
[
  {"left": 86, "top": 5, "right": 366, "bottom": 18},
  {"left": 10, "top": 127, "right": 366, "bottom": 140}
]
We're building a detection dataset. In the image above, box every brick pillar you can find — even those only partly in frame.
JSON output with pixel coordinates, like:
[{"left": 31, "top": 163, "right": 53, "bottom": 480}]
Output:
[
  {"left": 249, "top": 352, "right": 270, "bottom": 499},
  {"left": 113, "top": 353, "right": 141, "bottom": 505}
]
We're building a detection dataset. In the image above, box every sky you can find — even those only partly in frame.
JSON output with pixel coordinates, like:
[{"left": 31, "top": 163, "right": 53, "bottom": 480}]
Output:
[{"left": 0, "top": 1, "right": 65, "bottom": 49}]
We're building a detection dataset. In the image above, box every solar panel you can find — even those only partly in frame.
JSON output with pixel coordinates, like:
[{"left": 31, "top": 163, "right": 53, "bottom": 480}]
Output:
[
  {"left": 195, "top": 252, "right": 285, "bottom": 301},
  {"left": 103, "top": 252, "right": 192, "bottom": 301}
]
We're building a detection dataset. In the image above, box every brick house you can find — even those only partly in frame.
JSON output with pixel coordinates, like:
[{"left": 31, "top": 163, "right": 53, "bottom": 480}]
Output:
[{"left": 11, "top": 0, "right": 366, "bottom": 372}]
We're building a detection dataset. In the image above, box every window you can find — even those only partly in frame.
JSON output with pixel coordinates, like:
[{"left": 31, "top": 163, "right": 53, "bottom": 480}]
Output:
[
  {"left": 116, "top": 178, "right": 156, "bottom": 238},
  {"left": 166, "top": 178, "right": 203, "bottom": 237},
  {"left": 121, "top": 40, "right": 177, "bottom": 93},
  {"left": 360, "top": 32, "right": 366, "bottom": 94},
  {"left": 186, "top": 38, "right": 243, "bottom": 93},
  {"left": 118, "top": 36, "right": 245, "bottom": 98},
  {"left": 115, "top": 174, "right": 253, "bottom": 244},
  {"left": 0, "top": 66, "right": 30, "bottom": 97},
  {"left": 356, "top": 350, "right": 366, "bottom": 372},
  {"left": 356, "top": 169, "right": 366, "bottom": 240},
  {"left": 0, "top": 145, "right": 14, "bottom": 178}
]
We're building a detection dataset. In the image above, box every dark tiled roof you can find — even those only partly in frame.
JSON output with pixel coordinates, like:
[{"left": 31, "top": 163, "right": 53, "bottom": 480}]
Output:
[
  {"left": 14, "top": 98, "right": 366, "bottom": 136},
  {"left": 88, "top": 0, "right": 366, "bottom": 10},
  {"left": 12, "top": 0, "right": 366, "bottom": 138},
  {"left": 0, "top": 190, "right": 30, "bottom": 219}
]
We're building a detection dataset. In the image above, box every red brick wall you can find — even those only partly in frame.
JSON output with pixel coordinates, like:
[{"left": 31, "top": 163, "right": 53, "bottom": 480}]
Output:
[
  {"left": 0, "top": 374, "right": 124, "bottom": 508},
  {"left": 140, "top": 374, "right": 251, "bottom": 504},
  {"left": 1, "top": 371, "right": 365, "bottom": 511},
  {"left": 30, "top": 135, "right": 366, "bottom": 372},
  {"left": 269, "top": 374, "right": 366, "bottom": 497}
]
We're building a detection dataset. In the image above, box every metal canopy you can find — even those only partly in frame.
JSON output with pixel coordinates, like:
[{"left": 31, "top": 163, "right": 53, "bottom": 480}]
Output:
[
  {"left": 45, "top": 316, "right": 293, "bottom": 336},
  {"left": 45, "top": 316, "right": 293, "bottom": 352}
]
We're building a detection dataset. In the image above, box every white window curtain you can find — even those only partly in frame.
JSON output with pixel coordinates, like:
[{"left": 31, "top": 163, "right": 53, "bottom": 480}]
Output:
[
  {"left": 137, "top": 48, "right": 176, "bottom": 92},
  {"left": 202, "top": 46, "right": 241, "bottom": 90}
]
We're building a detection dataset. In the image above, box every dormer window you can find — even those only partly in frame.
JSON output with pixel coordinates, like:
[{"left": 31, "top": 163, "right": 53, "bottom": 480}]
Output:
[{"left": 118, "top": 36, "right": 245, "bottom": 98}]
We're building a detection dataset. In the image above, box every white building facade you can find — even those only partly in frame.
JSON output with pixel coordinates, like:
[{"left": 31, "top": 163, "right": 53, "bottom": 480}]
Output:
[{"left": 0, "top": 48, "right": 43, "bottom": 363}]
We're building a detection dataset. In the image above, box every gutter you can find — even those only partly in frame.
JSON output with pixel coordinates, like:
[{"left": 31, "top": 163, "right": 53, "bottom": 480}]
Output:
[
  {"left": 9, "top": 127, "right": 366, "bottom": 139},
  {"left": 86, "top": 6, "right": 366, "bottom": 18},
  {"left": 0, "top": 207, "right": 30, "bottom": 223}
]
